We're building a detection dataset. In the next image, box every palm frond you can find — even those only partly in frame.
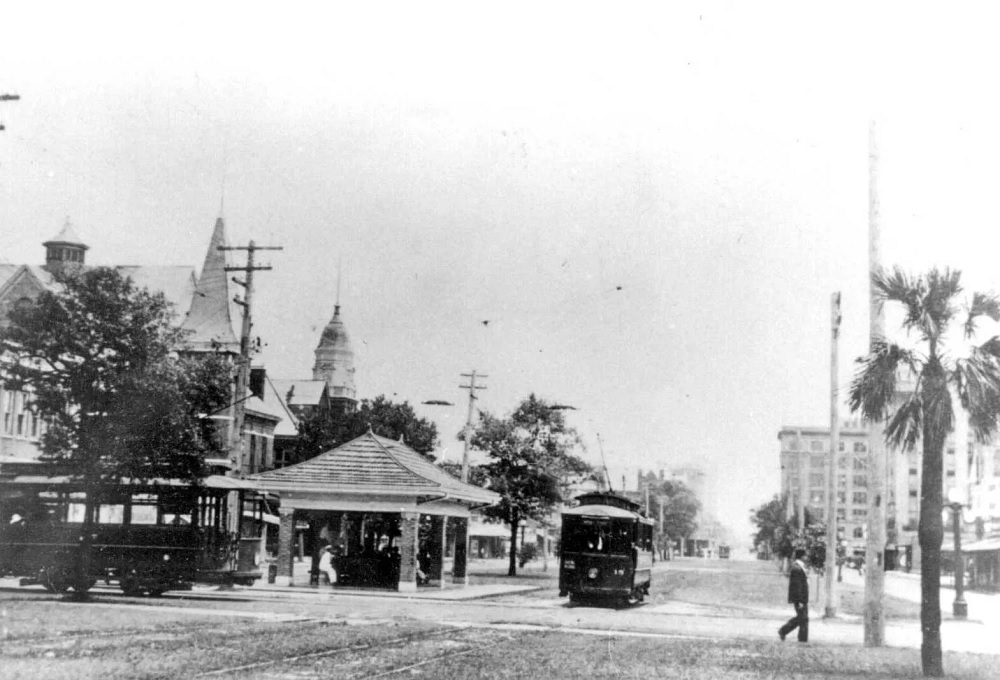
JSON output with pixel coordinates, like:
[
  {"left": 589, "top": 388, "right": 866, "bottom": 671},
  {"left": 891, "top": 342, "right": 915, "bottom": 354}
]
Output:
[
  {"left": 965, "top": 292, "right": 1000, "bottom": 339},
  {"left": 918, "top": 268, "right": 962, "bottom": 341},
  {"left": 885, "top": 392, "right": 922, "bottom": 451},
  {"left": 956, "top": 337, "right": 1000, "bottom": 442},
  {"left": 848, "top": 339, "right": 915, "bottom": 421}
]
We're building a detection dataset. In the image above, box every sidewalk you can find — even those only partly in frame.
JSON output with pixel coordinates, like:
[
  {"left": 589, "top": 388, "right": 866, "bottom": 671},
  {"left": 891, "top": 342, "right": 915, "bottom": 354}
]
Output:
[{"left": 230, "top": 557, "right": 540, "bottom": 602}]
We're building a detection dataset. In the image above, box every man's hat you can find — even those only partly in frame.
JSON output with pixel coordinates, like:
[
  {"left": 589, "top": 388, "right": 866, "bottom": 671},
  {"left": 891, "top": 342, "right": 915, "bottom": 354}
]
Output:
[{"left": 9, "top": 514, "right": 23, "bottom": 524}]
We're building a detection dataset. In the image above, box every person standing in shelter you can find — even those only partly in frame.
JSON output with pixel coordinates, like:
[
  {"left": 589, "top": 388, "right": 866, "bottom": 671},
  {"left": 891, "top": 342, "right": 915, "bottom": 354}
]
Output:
[
  {"left": 319, "top": 545, "right": 337, "bottom": 588},
  {"left": 778, "top": 548, "right": 809, "bottom": 643}
]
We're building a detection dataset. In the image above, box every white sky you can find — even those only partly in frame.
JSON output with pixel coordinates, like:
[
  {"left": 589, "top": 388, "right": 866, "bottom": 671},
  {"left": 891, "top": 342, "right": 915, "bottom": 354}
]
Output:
[{"left": 4, "top": 3, "right": 1000, "bottom": 549}]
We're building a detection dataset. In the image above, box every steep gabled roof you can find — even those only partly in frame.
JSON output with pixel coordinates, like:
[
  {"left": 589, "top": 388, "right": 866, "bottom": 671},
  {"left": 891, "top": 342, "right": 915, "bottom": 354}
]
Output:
[
  {"left": 180, "top": 218, "right": 240, "bottom": 352},
  {"left": 250, "top": 430, "right": 498, "bottom": 505}
]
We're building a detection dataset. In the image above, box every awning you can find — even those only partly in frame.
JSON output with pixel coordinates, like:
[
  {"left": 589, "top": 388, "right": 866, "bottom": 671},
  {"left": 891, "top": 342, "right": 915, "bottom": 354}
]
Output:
[
  {"left": 470, "top": 523, "right": 510, "bottom": 538},
  {"left": 944, "top": 538, "right": 1000, "bottom": 553}
]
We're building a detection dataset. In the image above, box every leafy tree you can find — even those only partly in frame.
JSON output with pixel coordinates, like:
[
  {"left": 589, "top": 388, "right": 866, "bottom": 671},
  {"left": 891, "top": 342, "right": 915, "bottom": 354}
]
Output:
[
  {"left": 292, "top": 394, "right": 439, "bottom": 463},
  {"left": 0, "top": 268, "right": 232, "bottom": 588},
  {"left": 465, "top": 394, "right": 592, "bottom": 576},
  {"left": 749, "top": 495, "right": 825, "bottom": 570},
  {"left": 642, "top": 477, "right": 701, "bottom": 557},
  {"left": 848, "top": 267, "right": 1000, "bottom": 678}
]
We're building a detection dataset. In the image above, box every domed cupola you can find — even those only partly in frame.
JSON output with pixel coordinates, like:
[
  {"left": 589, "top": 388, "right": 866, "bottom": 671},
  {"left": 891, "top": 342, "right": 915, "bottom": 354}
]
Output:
[
  {"left": 312, "top": 303, "right": 357, "bottom": 413},
  {"left": 42, "top": 218, "right": 89, "bottom": 273}
]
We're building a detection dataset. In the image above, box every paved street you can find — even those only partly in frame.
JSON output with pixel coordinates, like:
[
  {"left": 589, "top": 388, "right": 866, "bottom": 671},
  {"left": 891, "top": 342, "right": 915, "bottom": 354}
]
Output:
[{"left": 6, "top": 558, "right": 996, "bottom": 657}]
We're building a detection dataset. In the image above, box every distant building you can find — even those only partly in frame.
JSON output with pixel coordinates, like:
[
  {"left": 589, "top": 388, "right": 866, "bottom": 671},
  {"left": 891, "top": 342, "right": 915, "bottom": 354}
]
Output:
[
  {"left": 634, "top": 466, "right": 729, "bottom": 558},
  {"left": 778, "top": 418, "right": 1000, "bottom": 571},
  {"left": 778, "top": 424, "right": 874, "bottom": 557}
]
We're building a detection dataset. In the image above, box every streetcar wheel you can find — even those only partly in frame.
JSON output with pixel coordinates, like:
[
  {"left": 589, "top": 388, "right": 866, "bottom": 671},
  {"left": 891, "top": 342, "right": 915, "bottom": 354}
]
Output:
[
  {"left": 120, "top": 574, "right": 142, "bottom": 597},
  {"left": 72, "top": 577, "right": 96, "bottom": 593},
  {"left": 41, "top": 567, "right": 70, "bottom": 593},
  {"left": 146, "top": 588, "right": 165, "bottom": 598},
  {"left": 624, "top": 589, "right": 642, "bottom": 606}
]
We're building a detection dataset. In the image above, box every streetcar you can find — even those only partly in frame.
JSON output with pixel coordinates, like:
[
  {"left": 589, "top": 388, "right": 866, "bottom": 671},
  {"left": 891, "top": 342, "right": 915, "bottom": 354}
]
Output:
[
  {"left": 558, "top": 491, "right": 654, "bottom": 605},
  {"left": 0, "top": 473, "right": 264, "bottom": 595}
]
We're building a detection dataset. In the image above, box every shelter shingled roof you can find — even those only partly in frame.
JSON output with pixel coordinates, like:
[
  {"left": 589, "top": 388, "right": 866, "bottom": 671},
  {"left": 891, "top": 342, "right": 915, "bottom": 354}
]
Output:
[{"left": 250, "top": 430, "right": 498, "bottom": 505}]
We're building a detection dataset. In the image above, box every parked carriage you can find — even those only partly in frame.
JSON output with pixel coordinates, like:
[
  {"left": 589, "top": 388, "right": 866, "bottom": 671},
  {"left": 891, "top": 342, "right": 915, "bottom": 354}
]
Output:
[
  {"left": 558, "top": 491, "right": 654, "bottom": 605},
  {"left": 0, "top": 474, "right": 263, "bottom": 595}
]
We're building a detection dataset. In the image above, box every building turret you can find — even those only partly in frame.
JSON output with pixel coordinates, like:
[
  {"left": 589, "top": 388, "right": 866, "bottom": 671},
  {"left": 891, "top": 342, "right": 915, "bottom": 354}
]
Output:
[
  {"left": 42, "top": 219, "right": 88, "bottom": 273},
  {"left": 312, "top": 303, "right": 357, "bottom": 415}
]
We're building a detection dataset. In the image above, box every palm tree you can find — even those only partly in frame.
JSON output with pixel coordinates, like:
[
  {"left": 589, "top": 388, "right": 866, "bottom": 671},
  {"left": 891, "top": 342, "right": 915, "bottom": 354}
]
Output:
[{"left": 849, "top": 267, "right": 1000, "bottom": 677}]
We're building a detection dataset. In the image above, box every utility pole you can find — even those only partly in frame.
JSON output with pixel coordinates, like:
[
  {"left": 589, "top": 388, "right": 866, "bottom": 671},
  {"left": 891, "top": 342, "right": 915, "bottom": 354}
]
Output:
[
  {"left": 865, "top": 120, "right": 887, "bottom": 647},
  {"left": 825, "top": 292, "right": 842, "bottom": 618},
  {"left": 0, "top": 93, "right": 20, "bottom": 131},
  {"left": 797, "top": 429, "right": 807, "bottom": 535},
  {"left": 220, "top": 240, "right": 282, "bottom": 478},
  {"left": 659, "top": 495, "right": 667, "bottom": 559},
  {"left": 459, "top": 370, "right": 487, "bottom": 482}
]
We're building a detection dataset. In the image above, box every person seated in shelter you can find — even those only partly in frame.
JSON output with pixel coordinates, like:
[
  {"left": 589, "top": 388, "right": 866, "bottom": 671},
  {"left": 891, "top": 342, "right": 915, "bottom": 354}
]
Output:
[
  {"left": 318, "top": 545, "right": 337, "bottom": 588},
  {"left": 416, "top": 550, "right": 431, "bottom": 585}
]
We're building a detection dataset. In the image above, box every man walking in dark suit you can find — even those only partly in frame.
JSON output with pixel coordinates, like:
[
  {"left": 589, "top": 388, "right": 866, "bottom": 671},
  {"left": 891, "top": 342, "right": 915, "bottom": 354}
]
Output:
[{"left": 778, "top": 548, "right": 809, "bottom": 643}]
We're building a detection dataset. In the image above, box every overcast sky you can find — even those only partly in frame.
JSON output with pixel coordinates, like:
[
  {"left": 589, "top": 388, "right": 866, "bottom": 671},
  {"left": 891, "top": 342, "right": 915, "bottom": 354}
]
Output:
[{"left": 4, "top": 4, "right": 1000, "bottom": 548}]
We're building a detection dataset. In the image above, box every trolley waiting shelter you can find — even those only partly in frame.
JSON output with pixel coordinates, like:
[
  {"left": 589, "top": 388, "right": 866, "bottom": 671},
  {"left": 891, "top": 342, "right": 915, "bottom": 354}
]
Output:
[{"left": 250, "top": 430, "right": 499, "bottom": 591}]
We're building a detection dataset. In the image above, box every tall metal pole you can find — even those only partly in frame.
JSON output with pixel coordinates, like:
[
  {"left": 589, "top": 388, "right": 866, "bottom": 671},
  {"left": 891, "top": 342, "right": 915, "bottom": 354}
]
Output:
[
  {"left": 865, "top": 120, "right": 887, "bottom": 646},
  {"left": 825, "top": 292, "right": 842, "bottom": 618},
  {"left": 459, "top": 370, "right": 487, "bottom": 483}
]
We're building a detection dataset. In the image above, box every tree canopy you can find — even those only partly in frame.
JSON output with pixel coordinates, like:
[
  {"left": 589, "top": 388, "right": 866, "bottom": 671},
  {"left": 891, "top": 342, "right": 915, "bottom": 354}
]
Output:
[
  {"left": 849, "top": 267, "right": 1000, "bottom": 677},
  {"left": 0, "top": 267, "right": 232, "bottom": 485},
  {"left": 637, "top": 473, "right": 701, "bottom": 556},
  {"left": 292, "top": 394, "right": 440, "bottom": 463},
  {"left": 464, "top": 394, "right": 592, "bottom": 575},
  {"left": 748, "top": 494, "right": 825, "bottom": 569}
]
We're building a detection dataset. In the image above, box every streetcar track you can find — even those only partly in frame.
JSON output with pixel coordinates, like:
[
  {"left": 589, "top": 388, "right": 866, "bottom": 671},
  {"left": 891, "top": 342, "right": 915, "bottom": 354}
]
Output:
[
  {"left": 192, "top": 625, "right": 462, "bottom": 678},
  {"left": 358, "top": 638, "right": 501, "bottom": 679}
]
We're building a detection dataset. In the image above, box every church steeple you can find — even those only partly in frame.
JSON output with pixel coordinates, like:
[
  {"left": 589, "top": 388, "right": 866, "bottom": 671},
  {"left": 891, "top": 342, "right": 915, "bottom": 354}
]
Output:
[{"left": 312, "top": 269, "right": 356, "bottom": 414}]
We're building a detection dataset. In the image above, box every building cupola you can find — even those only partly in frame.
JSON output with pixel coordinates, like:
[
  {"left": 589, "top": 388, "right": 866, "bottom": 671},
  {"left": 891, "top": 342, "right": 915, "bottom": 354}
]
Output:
[
  {"left": 42, "top": 218, "right": 89, "bottom": 273},
  {"left": 312, "top": 302, "right": 357, "bottom": 415}
]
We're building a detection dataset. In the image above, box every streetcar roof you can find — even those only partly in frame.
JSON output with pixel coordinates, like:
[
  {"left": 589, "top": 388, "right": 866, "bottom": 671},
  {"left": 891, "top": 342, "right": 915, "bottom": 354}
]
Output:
[
  {"left": 0, "top": 474, "right": 254, "bottom": 490},
  {"left": 562, "top": 504, "right": 653, "bottom": 523}
]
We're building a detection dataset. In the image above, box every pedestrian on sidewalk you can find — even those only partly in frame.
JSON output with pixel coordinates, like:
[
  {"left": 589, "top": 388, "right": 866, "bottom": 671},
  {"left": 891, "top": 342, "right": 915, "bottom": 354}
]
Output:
[
  {"left": 778, "top": 548, "right": 809, "bottom": 643},
  {"left": 319, "top": 545, "right": 337, "bottom": 588}
]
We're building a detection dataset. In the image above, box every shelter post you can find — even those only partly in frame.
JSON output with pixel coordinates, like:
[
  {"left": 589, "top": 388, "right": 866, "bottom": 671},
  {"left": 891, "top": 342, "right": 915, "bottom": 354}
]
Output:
[
  {"left": 453, "top": 517, "right": 468, "bottom": 585},
  {"left": 435, "top": 515, "right": 447, "bottom": 588},
  {"left": 275, "top": 507, "right": 295, "bottom": 586},
  {"left": 397, "top": 511, "right": 419, "bottom": 592}
]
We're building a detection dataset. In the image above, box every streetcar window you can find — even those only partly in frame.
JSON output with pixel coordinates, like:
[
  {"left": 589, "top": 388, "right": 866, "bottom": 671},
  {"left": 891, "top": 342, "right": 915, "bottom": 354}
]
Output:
[
  {"left": 97, "top": 504, "right": 125, "bottom": 524},
  {"left": 130, "top": 493, "right": 158, "bottom": 525},
  {"left": 131, "top": 505, "right": 158, "bottom": 524},
  {"left": 67, "top": 503, "right": 86, "bottom": 522}
]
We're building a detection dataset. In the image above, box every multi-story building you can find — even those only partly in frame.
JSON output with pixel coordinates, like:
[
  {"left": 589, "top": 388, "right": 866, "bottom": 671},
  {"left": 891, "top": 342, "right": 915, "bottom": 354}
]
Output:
[
  {"left": 778, "top": 423, "right": 875, "bottom": 556},
  {"left": 779, "top": 416, "right": 1000, "bottom": 568}
]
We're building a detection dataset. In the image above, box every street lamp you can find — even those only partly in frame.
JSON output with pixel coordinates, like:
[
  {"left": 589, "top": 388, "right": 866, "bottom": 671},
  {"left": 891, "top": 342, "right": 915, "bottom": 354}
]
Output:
[{"left": 946, "top": 488, "right": 968, "bottom": 619}]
